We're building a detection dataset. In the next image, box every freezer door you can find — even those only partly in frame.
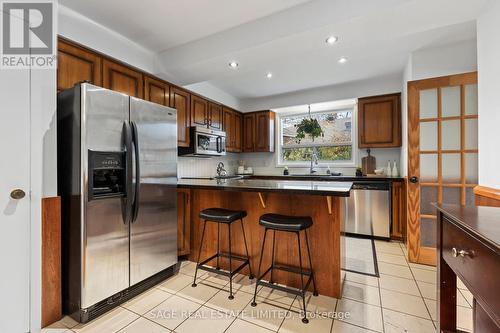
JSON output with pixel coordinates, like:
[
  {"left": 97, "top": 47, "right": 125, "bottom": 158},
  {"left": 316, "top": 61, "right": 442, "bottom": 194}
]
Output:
[
  {"left": 129, "top": 97, "right": 178, "bottom": 285},
  {"left": 81, "top": 84, "right": 130, "bottom": 308}
]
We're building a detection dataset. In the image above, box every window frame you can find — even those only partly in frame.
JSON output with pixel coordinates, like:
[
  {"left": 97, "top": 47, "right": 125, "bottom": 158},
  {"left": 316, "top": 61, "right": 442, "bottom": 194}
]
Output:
[{"left": 275, "top": 103, "right": 358, "bottom": 168}]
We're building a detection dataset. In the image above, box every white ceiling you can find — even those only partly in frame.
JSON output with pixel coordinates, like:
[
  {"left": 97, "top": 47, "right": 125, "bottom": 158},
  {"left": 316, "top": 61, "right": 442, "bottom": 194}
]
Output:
[
  {"left": 60, "top": 0, "right": 487, "bottom": 100},
  {"left": 59, "top": 0, "right": 312, "bottom": 51}
]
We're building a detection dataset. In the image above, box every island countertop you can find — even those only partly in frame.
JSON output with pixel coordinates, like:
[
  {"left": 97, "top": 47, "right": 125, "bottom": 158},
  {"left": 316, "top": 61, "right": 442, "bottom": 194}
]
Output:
[{"left": 177, "top": 178, "right": 352, "bottom": 196}]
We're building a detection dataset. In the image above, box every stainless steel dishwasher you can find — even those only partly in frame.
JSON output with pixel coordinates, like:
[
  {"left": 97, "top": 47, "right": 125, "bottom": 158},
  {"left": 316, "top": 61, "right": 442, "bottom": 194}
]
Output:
[{"left": 345, "top": 182, "right": 391, "bottom": 239}]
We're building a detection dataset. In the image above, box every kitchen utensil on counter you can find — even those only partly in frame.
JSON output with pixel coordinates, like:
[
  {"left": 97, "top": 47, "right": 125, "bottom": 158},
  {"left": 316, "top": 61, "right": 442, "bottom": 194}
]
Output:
[{"left": 361, "top": 149, "right": 376, "bottom": 175}]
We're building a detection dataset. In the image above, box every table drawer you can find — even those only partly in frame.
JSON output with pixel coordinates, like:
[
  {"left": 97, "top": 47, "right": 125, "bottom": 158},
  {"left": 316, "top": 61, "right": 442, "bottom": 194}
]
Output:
[{"left": 442, "top": 217, "right": 500, "bottom": 325}]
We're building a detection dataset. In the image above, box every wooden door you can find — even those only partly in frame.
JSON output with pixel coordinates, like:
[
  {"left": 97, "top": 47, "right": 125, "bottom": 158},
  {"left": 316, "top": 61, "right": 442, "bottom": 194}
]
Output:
[
  {"left": 208, "top": 102, "right": 223, "bottom": 130},
  {"left": 358, "top": 93, "right": 401, "bottom": 148},
  {"left": 144, "top": 76, "right": 169, "bottom": 106},
  {"left": 102, "top": 59, "right": 143, "bottom": 98},
  {"left": 170, "top": 87, "right": 191, "bottom": 147},
  {"left": 0, "top": 38, "right": 31, "bottom": 332},
  {"left": 223, "top": 108, "right": 234, "bottom": 151},
  {"left": 255, "top": 111, "right": 275, "bottom": 152},
  {"left": 57, "top": 39, "right": 102, "bottom": 91},
  {"left": 243, "top": 113, "right": 256, "bottom": 152},
  {"left": 234, "top": 112, "right": 242, "bottom": 152},
  {"left": 408, "top": 72, "right": 478, "bottom": 265},
  {"left": 191, "top": 95, "right": 208, "bottom": 127}
]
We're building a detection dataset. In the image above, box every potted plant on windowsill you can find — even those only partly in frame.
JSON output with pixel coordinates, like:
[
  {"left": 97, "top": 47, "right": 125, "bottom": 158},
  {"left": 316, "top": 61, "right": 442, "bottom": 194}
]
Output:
[{"left": 295, "top": 105, "right": 324, "bottom": 143}]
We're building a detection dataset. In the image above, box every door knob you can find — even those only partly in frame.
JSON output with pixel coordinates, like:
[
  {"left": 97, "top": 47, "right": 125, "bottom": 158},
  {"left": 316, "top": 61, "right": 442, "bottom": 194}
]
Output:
[
  {"left": 10, "top": 189, "right": 26, "bottom": 200},
  {"left": 410, "top": 176, "right": 419, "bottom": 183}
]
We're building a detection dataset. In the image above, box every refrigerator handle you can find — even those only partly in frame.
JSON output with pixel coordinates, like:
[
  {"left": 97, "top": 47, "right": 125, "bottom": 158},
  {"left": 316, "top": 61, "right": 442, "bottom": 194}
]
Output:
[
  {"left": 131, "top": 121, "right": 141, "bottom": 223},
  {"left": 122, "top": 122, "right": 134, "bottom": 224}
]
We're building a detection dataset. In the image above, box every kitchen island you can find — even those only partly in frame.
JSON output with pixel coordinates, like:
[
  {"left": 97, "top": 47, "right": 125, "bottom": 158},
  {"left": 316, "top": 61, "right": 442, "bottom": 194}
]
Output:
[{"left": 177, "top": 178, "right": 352, "bottom": 298}]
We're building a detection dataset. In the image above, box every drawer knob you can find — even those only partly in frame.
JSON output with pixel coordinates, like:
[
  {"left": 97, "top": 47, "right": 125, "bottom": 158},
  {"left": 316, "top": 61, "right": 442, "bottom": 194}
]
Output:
[{"left": 452, "top": 247, "right": 470, "bottom": 258}]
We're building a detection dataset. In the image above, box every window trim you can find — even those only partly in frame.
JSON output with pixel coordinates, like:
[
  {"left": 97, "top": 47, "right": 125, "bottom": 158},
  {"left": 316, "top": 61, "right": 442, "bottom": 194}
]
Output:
[{"left": 275, "top": 104, "right": 358, "bottom": 168}]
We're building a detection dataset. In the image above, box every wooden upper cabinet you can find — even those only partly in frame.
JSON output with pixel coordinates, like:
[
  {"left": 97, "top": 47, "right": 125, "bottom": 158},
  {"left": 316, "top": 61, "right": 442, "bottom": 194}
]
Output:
[
  {"left": 208, "top": 102, "right": 223, "bottom": 130},
  {"left": 170, "top": 87, "right": 191, "bottom": 148},
  {"left": 144, "top": 76, "right": 169, "bottom": 106},
  {"left": 255, "top": 111, "right": 275, "bottom": 152},
  {"left": 234, "top": 112, "right": 242, "bottom": 152},
  {"left": 102, "top": 59, "right": 144, "bottom": 98},
  {"left": 243, "top": 113, "right": 256, "bottom": 152},
  {"left": 223, "top": 107, "right": 242, "bottom": 153},
  {"left": 358, "top": 93, "right": 401, "bottom": 148},
  {"left": 191, "top": 95, "right": 208, "bottom": 127},
  {"left": 57, "top": 39, "right": 102, "bottom": 91}
]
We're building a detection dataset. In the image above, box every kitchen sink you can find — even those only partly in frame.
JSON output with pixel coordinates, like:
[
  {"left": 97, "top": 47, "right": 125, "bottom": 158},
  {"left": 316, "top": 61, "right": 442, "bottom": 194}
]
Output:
[
  {"left": 288, "top": 173, "right": 342, "bottom": 177},
  {"left": 214, "top": 175, "right": 244, "bottom": 180}
]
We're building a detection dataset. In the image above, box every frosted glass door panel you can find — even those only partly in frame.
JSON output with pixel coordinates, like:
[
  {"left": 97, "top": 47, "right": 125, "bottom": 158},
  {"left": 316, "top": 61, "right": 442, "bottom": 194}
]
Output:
[
  {"left": 465, "top": 153, "right": 478, "bottom": 184},
  {"left": 420, "top": 154, "right": 438, "bottom": 182},
  {"left": 441, "top": 86, "right": 461, "bottom": 117},
  {"left": 464, "top": 84, "right": 478, "bottom": 115},
  {"left": 441, "top": 120, "right": 460, "bottom": 150},
  {"left": 420, "top": 122, "right": 437, "bottom": 151},
  {"left": 465, "top": 119, "right": 478, "bottom": 150},
  {"left": 442, "top": 153, "right": 461, "bottom": 183},
  {"left": 442, "top": 187, "right": 461, "bottom": 205},
  {"left": 421, "top": 218, "right": 437, "bottom": 247},
  {"left": 420, "top": 89, "right": 438, "bottom": 118},
  {"left": 420, "top": 186, "right": 438, "bottom": 215}
]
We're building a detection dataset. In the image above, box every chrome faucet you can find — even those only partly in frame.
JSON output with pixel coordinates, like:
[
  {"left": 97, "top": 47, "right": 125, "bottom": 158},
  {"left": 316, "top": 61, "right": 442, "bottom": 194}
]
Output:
[
  {"left": 309, "top": 147, "right": 319, "bottom": 174},
  {"left": 216, "top": 162, "right": 227, "bottom": 177}
]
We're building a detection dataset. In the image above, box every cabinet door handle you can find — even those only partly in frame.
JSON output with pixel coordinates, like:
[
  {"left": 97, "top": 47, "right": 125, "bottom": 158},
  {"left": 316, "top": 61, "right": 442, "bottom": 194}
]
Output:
[{"left": 451, "top": 247, "right": 471, "bottom": 258}]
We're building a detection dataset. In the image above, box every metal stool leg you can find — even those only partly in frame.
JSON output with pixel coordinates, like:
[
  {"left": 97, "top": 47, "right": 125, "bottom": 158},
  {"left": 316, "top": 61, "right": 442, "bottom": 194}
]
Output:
[
  {"left": 305, "top": 229, "right": 318, "bottom": 296},
  {"left": 297, "top": 231, "right": 309, "bottom": 323},
  {"left": 251, "top": 228, "right": 268, "bottom": 307},
  {"left": 216, "top": 222, "right": 220, "bottom": 270},
  {"left": 192, "top": 220, "right": 207, "bottom": 287},
  {"left": 228, "top": 222, "right": 234, "bottom": 300},
  {"left": 240, "top": 219, "right": 254, "bottom": 279},
  {"left": 270, "top": 230, "right": 276, "bottom": 284}
]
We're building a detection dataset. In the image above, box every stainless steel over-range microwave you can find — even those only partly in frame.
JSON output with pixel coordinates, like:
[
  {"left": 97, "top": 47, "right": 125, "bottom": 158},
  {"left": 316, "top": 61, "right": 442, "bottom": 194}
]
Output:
[{"left": 178, "top": 126, "right": 227, "bottom": 157}]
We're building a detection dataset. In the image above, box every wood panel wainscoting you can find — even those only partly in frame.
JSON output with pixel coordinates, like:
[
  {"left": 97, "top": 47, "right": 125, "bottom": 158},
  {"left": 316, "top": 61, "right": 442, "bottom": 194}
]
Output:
[
  {"left": 187, "top": 189, "right": 344, "bottom": 298},
  {"left": 474, "top": 186, "right": 500, "bottom": 207},
  {"left": 42, "top": 197, "right": 62, "bottom": 327}
]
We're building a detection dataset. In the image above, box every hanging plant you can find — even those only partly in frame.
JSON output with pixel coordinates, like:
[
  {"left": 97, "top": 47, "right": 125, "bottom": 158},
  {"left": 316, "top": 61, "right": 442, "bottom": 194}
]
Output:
[{"left": 295, "top": 105, "right": 324, "bottom": 143}]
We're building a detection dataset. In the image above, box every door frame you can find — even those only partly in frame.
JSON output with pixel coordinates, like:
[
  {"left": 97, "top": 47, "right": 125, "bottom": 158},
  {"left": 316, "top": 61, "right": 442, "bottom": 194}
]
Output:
[{"left": 407, "top": 72, "right": 478, "bottom": 265}]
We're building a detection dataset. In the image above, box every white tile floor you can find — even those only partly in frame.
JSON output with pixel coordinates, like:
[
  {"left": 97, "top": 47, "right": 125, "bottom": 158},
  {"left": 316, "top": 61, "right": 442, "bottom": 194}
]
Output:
[{"left": 43, "top": 241, "right": 473, "bottom": 333}]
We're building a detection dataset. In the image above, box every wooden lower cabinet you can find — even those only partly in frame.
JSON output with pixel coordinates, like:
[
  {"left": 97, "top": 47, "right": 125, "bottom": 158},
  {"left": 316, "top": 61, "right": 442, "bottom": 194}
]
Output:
[
  {"left": 102, "top": 59, "right": 144, "bottom": 98},
  {"left": 391, "top": 181, "right": 407, "bottom": 240},
  {"left": 177, "top": 189, "right": 191, "bottom": 256},
  {"left": 57, "top": 39, "right": 102, "bottom": 91}
]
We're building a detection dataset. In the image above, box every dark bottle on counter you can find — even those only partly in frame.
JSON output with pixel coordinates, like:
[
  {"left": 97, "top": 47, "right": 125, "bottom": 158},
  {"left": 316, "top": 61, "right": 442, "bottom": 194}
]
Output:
[{"left": 283, "top": 166, "right": 289, "bottom": 175}]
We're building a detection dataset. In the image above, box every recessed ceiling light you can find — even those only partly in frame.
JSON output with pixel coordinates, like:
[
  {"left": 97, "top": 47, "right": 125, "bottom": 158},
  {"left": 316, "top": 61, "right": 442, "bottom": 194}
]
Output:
[
  {"left": 338, "top": 57, "right": 348, "bottom": 64},
  {"left": 229, "top": 61, "right": 239, "bottom": 69},
  {"left": 326, "top": 36, "right": 339, "bottom": 45},
  {"left": 266, "top": 72, "right": 273, "bottom": 79}
]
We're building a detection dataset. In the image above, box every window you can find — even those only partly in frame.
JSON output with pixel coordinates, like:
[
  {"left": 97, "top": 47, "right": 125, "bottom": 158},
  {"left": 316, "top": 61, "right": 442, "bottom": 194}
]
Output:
[{"left": 278, "top": 107, "right": 355, "bottom": 166}]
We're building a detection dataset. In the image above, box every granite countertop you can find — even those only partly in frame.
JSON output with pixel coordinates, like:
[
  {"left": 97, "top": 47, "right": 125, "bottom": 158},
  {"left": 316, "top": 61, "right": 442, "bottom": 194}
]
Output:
[
  {"left": 177, "top": 178, "right": 352, "bottom": 196},
  {"left": 249, "top": 174, "right": 404, "bottom": 182}
]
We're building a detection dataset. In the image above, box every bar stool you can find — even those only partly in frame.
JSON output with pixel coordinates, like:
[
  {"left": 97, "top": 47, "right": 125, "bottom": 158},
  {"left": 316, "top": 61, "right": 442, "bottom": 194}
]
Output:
[
  {"left": 192, "top": 208, "right": 254, "bottom": 300},
  {"left": 251, "top": 213, "right": 318, "bottom": 323}
]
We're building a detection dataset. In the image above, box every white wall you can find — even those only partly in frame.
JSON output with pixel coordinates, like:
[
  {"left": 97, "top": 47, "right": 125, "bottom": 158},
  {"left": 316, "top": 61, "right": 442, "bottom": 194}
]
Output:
[
  {"left": 58, "top": 5, "right": 158, "bottom": 77},
  {"left": 477, "top": 0, "right": 500, "bottom": 189},
  {"left": 183, "top": 82, "right": 242, "bottom": 110},
  {"left": 240, "top": 73, "right": 403, "bottom": 112},
  {"left": 411, "top": 39, "right": 477, "bottom": 80}
]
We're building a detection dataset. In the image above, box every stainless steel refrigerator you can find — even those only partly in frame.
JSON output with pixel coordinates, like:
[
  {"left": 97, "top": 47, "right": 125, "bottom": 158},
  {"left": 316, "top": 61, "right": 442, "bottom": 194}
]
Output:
[{"left": 57, "top": 83, "right": 178, "bottom": 323}]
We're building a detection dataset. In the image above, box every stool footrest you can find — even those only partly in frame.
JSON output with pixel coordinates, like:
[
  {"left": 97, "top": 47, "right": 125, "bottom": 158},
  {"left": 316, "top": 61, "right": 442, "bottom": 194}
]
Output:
[
  {"left": 197, "top": 252, "right": 250, "bottom": 278},
  {"left": 255, "top": 264, "right": 314, "bottom": 296}
]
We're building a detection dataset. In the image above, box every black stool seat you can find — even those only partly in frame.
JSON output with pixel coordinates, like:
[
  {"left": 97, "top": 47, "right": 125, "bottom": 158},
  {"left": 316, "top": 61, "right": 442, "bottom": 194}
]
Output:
[
  {"left": 199, "top": 208, "right": 247, "bottom": 223},
  {"left": 259, "top": 213, "right": 313, "bottom": 231}
]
